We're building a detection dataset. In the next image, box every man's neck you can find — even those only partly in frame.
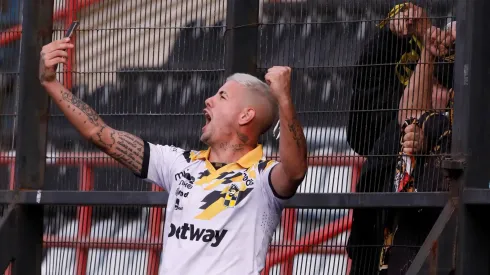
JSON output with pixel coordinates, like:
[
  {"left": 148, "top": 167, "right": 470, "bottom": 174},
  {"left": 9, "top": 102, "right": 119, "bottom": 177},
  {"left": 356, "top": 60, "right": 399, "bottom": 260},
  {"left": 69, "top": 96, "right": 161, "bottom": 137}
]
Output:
[{"left": 208, "top": 141, "right": 257, "bottom": 164}]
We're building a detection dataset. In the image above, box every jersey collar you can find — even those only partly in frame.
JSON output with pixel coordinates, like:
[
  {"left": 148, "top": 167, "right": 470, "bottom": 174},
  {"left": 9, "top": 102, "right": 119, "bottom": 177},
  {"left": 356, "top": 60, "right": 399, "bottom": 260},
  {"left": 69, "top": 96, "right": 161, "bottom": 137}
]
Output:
[{"left": 192, "top": 145, "right": 264, "bottom": 168}]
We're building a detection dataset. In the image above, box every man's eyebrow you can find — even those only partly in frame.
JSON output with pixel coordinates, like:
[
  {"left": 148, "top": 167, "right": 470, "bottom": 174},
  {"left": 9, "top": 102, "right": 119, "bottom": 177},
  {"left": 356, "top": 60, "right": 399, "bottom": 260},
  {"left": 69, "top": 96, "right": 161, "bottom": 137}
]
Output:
[{"left": 220, "top": 91, "right": 229, "bottom": 97}]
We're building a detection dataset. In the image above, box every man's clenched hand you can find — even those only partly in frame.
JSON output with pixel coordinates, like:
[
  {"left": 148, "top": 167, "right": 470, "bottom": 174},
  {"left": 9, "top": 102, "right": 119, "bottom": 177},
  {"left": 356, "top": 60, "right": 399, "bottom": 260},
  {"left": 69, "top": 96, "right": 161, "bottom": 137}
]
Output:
[
  {"left": 264, "top": 66, "right": 292, "bottom": 104},
  {"left": 402, "top": 124, "right": 426, "bottom": 154},
  {"left": 39, "top": 38, "right": 74, "bottom": 83},
  {"left": 426, "top": 25, "right": 456, "bottom": 57}
]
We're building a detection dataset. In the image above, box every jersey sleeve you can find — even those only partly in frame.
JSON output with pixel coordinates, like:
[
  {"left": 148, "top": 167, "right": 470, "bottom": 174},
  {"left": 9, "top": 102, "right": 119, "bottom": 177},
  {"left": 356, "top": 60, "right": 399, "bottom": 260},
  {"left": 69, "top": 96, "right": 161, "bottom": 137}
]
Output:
[
  {"left": 257, "top": 160, "right": 292, "bottom": 209},
  {"left": 138, "top": 141, "right": 183, "bottom": 191}
]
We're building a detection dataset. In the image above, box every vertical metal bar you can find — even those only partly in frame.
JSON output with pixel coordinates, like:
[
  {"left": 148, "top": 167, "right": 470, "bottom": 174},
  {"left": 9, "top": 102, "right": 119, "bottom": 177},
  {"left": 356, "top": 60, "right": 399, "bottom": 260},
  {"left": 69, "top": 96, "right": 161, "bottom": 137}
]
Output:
[
  {"left": 0, "top": 206, "right": 17, "bottom": 273},
  {"left": 224, "top": 0, "right": 259, "bottom": 77},
  {"left": 346, "top": 259, "right": 352, "bottom": 275},
  {"left": 8, "top": 162, "right": 14, "bottom": 190},
  {"left": 76, "top": 164, "right": 94, "bottom": 275},
  {"left": 351, "top": 166, "right": 361, "bottom": 191},
  {"left": 345, "top": 165, "right": 359, "bottom": 274},
  {"left": 10, "top": 205, "right": 44, "bottom": 275},
  {"left": 454, "top": 0, "right": 490, "bottom": 273},
  {"left": 5, "top": 162, "right": 14, "bottom": 275},
  {"left": 13, "top": 0, "right": 53, "bottom": 191},
  {"left": 64, "top": 0, "right": 78, "bottom": 90},
  {"left": 453, "top": 0, "right": 490, "bottom": 191},
  {"left": 148, "top": 185, "right": 164, "bottom": 275},
  {"left": 279, "top": 209, "right": 296, "bottom": 275},
  {"left": 10, "top": 0, "right": 54, "bottom": 274}
]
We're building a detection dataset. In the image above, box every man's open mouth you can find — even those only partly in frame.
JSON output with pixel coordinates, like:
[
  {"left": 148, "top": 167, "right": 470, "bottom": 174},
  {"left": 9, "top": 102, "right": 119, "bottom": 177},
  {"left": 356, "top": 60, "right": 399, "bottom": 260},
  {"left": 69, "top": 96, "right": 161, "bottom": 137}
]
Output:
[{"left": 203, "top": 110, "right": 211, "bottom": 124}]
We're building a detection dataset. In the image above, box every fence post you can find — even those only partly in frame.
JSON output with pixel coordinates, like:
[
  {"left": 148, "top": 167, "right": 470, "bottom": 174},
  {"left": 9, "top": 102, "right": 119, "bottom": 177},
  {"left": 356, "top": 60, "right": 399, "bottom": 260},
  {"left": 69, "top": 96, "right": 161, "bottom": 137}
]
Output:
[
  {"left": 147, "top": 185, "right": 164, "bottom": 275},
  {"left": 224, "top": 0, "right": 259, "bottom": 77},
  {"left": 10, "top": 0, "right": 54, "bottom": 275},
  {"left": 453, "top": 0, "right": 490, "bottom": 274}
]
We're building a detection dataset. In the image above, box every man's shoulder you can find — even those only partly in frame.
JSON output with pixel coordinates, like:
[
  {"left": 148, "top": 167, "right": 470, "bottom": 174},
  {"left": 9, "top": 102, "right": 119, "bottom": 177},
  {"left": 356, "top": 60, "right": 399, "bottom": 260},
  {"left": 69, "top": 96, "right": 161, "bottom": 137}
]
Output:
[
  {"left": 148, "top": 143, "right": 201, "bottom": 162},
  {"left": 256, "top": 159, "right": 279, "bottom": 173}
]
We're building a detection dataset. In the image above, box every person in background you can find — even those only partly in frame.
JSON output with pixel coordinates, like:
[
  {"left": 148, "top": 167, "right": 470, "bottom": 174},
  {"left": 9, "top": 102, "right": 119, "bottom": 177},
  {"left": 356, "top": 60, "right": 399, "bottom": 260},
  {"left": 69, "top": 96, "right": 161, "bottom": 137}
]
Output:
[
  {"left": 346, "top": 10, "right": 419, "bottom": 275},
  {"left": 380, "top": 17, "right": 456, "bottom": 275},
  {"left": 347, "top": 2, "right": 456, "bottom": 274}
]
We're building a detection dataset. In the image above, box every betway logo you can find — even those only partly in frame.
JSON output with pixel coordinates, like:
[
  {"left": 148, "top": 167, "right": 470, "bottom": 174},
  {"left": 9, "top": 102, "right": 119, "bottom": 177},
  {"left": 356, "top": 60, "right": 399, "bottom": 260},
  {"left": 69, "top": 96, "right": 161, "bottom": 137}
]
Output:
[{"left": 168, "top": 223, "right": 228, "bottom": 247}]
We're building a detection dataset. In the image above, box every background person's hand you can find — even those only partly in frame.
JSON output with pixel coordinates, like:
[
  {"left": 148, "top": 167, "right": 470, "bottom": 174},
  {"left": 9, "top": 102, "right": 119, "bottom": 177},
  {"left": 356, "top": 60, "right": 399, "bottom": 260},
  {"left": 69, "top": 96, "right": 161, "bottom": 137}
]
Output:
[
  {"left": 402, "top": 124, "right": 426, "bottom": 154},
  {"left": 39, "top": 38, "right": 74, "bottom": 83},
  {"left": 427, "top": 26, "right": 456, "bottom": 57}
]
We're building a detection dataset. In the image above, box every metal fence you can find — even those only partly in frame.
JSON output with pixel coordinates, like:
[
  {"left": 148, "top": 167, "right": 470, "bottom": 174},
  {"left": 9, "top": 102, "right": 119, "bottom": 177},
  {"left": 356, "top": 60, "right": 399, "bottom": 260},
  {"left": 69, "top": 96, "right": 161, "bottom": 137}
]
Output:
[{"left": 0, "top": 0, "right": 489, "bottom": 274}]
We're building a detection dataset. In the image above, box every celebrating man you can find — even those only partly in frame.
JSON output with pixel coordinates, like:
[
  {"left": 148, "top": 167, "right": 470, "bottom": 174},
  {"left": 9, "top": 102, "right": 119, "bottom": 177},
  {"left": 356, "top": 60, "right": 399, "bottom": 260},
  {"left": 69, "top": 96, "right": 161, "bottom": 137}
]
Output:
[{"left": 39, "top": 38, "right": 307, "bottom": 275}]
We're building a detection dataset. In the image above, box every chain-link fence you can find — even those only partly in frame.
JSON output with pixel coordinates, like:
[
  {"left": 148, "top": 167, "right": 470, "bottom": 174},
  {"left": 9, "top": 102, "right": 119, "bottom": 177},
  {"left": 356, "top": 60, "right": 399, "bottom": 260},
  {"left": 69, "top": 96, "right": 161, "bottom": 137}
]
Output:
[{"left": 0, "top": 0, "right": 480, "bottom": 274}]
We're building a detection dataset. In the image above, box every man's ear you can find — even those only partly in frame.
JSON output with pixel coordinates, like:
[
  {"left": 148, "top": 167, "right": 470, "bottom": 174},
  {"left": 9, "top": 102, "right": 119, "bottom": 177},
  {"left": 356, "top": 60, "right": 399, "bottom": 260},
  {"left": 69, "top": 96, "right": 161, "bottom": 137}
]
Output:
[{"left": 238, "top": 107, "right": 255, "bottom": 126}]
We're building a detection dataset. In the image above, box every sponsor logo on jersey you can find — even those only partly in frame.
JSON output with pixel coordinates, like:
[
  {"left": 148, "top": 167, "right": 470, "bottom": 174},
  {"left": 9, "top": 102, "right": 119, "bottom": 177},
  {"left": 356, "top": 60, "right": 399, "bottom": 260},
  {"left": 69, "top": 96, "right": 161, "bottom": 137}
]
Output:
[
  {"left": 174, "top": 169, "right": 210, "bottom": 190},
  {"left": 175, "top": 187, "right": 189, "bottom": 198},
  {"left": 174, "top": 170, "right": 195, "bottom": 183},
  {"left": 224, "top": 184, "right": 240, "bottom": 208},
  {"left": 168, "top": 223, "right": 228, "bottom": 247},
  {"left": 195, "top": 179, "right": 253, "bottom": 220},
  {"left": 174, "top": 198, "right": 183, "bottom": 210}
]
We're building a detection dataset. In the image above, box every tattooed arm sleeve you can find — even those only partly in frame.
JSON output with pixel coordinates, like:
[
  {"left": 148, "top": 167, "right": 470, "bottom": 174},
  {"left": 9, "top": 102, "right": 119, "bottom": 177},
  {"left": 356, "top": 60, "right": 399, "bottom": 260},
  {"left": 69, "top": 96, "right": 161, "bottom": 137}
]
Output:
[{"left": 42, "top": 81, "right": 145, "bottom": 175}]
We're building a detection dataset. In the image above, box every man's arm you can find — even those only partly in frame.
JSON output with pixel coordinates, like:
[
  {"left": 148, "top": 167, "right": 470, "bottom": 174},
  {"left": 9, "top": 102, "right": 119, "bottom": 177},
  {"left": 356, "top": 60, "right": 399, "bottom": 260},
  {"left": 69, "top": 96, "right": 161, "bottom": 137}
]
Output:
[
  {"left": 347, "top": 28, "right": 407, "bottom": 156},
  {"left": 265, "top": 66, "right": 307, "bottom": 198},
  {"left": 40, "top": 38, "right": 145, "bottom": 176},
  {"left": 398, "top": 47, "right": 434, "bottom": 125}
]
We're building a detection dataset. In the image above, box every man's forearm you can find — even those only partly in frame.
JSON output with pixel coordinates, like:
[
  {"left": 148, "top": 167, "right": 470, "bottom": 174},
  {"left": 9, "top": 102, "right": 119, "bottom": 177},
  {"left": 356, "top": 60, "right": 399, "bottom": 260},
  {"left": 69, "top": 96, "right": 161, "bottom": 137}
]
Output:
[
  {"left": 398, "top": 49, "right": 434, "bottom": 124},
  {"left": 277, "top": 99, "right": 307, "bottom": 181},
  {"left": 42, "top": 81, "right": 104, "bottom": 138},
  {"left": 41, "top": 80, "right": 145, "bottom": 175}
]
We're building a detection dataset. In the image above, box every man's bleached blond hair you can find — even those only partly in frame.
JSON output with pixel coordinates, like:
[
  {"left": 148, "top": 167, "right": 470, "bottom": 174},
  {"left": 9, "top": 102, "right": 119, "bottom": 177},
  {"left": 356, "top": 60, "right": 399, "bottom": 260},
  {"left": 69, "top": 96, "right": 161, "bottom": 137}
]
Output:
[{"left": 226, "top": 73, "right": 279, "bottom": 134}]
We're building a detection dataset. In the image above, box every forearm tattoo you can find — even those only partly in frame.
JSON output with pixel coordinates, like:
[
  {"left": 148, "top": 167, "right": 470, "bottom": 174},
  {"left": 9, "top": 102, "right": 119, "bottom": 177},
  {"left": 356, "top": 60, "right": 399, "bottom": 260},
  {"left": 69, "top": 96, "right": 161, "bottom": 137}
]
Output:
[
  {"left": 93, "top": 125, "right": 115, "bottom": 148},
  {"left": 59, "top": 89, "right": 144, "bottom": 173},
  {"left": 91, "top": 126, "right": 145, "bottom": 174},
  {"left": 287, "top": 119, "right": 305, "bottom": 149},
  {"left": 61, "top": 89, "right": 101, "bottom": 126}
]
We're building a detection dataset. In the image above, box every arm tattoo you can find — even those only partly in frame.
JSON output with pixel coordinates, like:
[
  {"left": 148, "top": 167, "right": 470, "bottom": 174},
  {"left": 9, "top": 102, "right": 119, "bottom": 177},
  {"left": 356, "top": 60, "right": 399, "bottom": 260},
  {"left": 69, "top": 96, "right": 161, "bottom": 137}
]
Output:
[
  {"left": 61, "top": 89, "right": 101, "bottom": 126},
  {"left": 92, "top": 125, "right": 116, "bottom": 149},
  {"left": 287, "top": 120, "right": 304, "bottom": 148},
  {"left": 90, "top": 125, "right": 145, "bottom": 174}
]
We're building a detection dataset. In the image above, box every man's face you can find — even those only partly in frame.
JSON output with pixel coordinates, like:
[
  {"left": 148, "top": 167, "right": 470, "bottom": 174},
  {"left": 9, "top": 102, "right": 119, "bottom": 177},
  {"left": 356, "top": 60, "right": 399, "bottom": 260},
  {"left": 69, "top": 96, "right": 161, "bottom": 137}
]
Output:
[{"left": 200, "top": 81, "right": 248, "bottom": 145}]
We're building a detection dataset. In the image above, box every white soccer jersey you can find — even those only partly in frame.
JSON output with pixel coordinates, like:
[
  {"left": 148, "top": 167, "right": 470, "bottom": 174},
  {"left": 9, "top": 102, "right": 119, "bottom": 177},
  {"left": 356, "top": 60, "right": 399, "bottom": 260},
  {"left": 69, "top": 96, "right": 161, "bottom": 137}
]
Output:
[{"left": 140, "top": 142, "right": 289, "bottom": 275}]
